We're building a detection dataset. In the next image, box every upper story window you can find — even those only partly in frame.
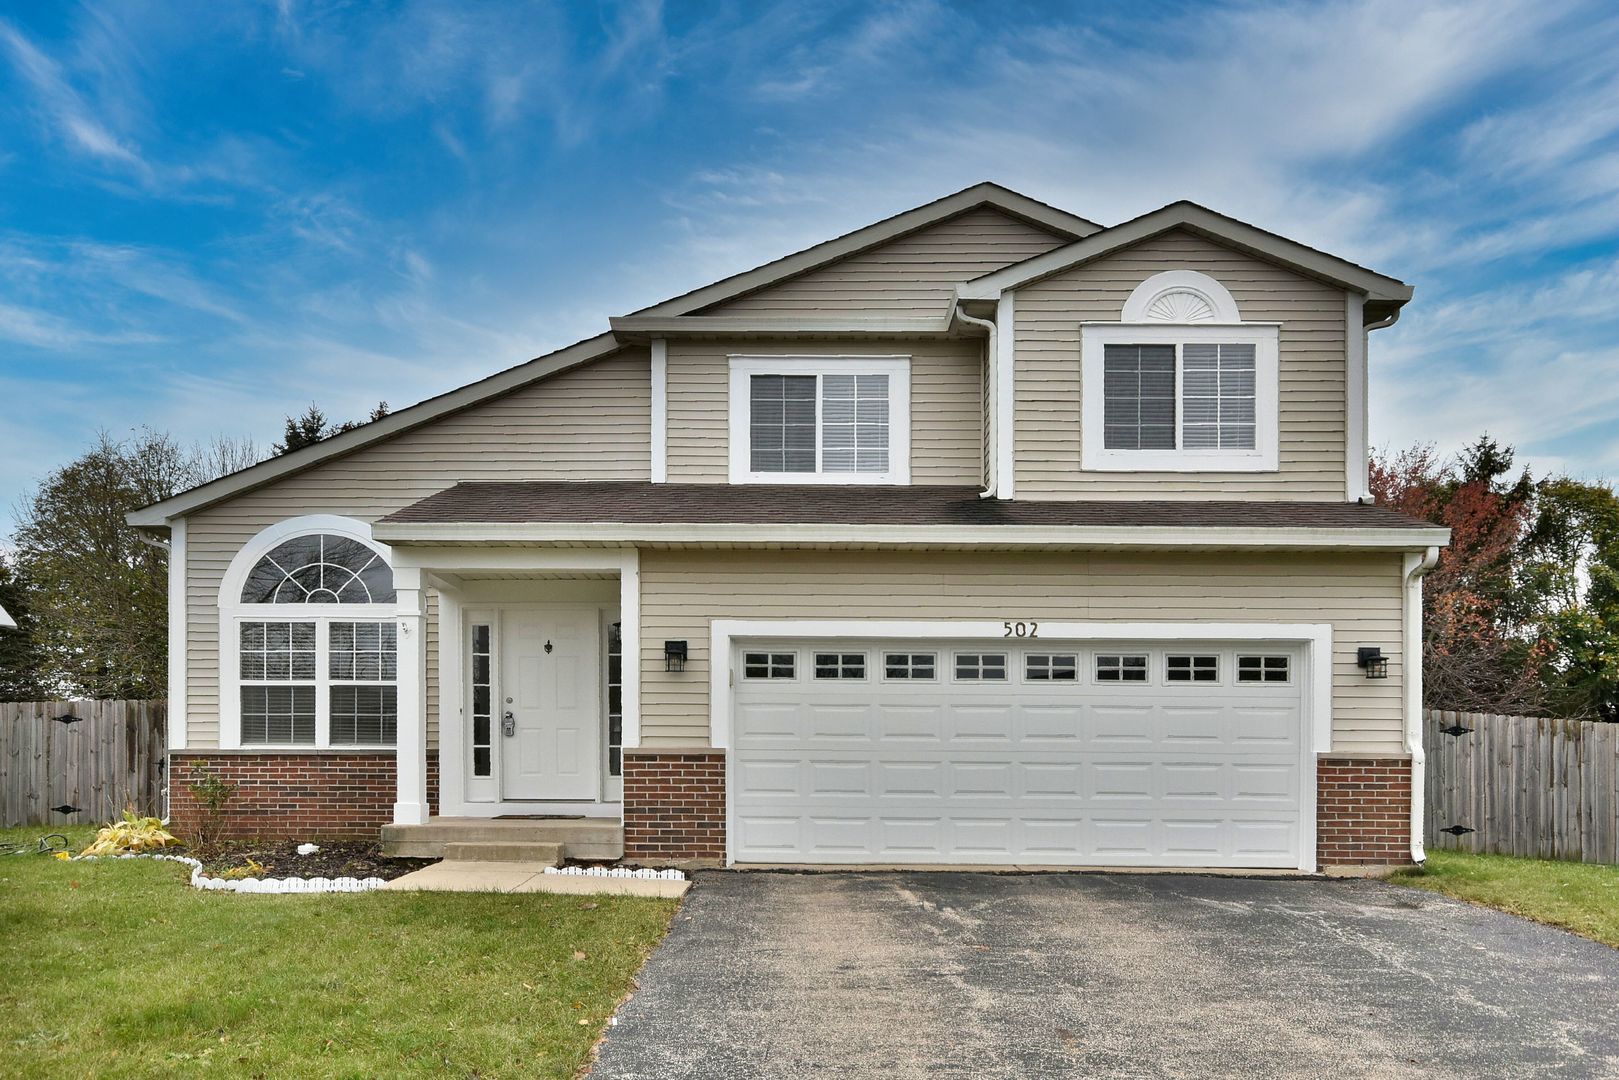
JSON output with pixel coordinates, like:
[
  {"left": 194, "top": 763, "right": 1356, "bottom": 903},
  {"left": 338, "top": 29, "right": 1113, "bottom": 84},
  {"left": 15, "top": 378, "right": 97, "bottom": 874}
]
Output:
[
  {"left": 728, "top": 356, "right": 911, "bottom": 484},
  {"left": 1081, "top": 270, "right": 1279, "bottom": 473}
]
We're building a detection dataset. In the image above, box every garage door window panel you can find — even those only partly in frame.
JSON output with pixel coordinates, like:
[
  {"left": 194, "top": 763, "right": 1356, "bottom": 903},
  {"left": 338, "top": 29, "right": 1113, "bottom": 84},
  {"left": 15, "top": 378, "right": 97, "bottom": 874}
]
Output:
[
  {"left": 1238, "top": 655, "right": 1291, "bottom": 683},
  {"left": 954, "top": 653, "right": 1008, "bottom": 681},
  {"left": 744, "top": 652, "right": 796, "bottom": 679},
  {"left": 883, "top": 652, "right": 936, "bottom": 680},
  {"left": 1096, "top": 654, "right": 1149, "bottom": 682},
  {"left": 1167, "top": 654, "right": 1220, "bottom": 682},
  {"left": 815, "top": 652, "right": 867, "bottom": 679},
  {"left": 1025, "top": 654, "right": 1078, "bottom": 681}
]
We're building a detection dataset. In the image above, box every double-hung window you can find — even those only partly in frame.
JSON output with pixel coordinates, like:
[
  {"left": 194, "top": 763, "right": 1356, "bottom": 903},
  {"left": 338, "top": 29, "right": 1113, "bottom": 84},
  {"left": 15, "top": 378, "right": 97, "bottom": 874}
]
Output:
[
  {"left": 728, "top": 357, "right": 911, "bottom": 483},
  {"left": 1080, "top": 324, "right": 1278, "bottom": 471},
  {"left": 228, "top": 531, "right": 399, "bottom": 748}
]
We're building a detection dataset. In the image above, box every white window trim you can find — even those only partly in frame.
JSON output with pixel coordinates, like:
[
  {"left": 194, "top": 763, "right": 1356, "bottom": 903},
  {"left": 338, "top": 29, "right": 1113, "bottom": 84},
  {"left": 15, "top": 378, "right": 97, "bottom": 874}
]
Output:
[
  {"left": 727, "top": 355, "right": 911, "bottom": 484},
  {"left": 217, "top": 515, "right": 396, "bottom": 750},
  {"left": 1080, "top": 322, "right": 1280, "bottom": 472}
]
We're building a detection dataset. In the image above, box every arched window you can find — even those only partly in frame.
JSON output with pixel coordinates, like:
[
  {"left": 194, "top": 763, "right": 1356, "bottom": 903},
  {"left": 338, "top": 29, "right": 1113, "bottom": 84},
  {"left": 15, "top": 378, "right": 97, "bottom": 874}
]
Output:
[
  {"left": 219, "top": 517, "right": 397, "bottom": 749},
  {"left": 240, "top": 533, "right": 396, "bottom": 604}
]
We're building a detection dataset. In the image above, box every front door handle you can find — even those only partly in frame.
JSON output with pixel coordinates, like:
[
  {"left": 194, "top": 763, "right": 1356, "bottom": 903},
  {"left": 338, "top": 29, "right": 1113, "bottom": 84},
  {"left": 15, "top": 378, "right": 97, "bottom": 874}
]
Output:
[{"left": 502, "top": 711, "right": 516, "bottom": 737}]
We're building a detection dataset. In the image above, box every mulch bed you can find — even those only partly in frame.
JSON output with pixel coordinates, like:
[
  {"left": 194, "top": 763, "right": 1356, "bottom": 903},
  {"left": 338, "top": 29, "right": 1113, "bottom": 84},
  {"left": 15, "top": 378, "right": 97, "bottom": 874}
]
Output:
[{"left": 193, "top": 840, "right": 435, "bottom": 882}]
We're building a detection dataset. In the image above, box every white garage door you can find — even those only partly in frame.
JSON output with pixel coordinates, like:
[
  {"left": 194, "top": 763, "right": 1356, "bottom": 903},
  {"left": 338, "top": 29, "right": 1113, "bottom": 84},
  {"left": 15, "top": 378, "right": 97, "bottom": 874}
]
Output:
[{"left": 730, "top": 640, "right": 1308, "bottom": 868}]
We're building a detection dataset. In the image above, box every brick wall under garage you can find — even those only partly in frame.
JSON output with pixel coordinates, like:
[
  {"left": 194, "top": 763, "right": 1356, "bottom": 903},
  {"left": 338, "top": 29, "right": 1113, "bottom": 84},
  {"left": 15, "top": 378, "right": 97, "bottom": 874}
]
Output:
[
  {"left": 623, "top": 748, "right": 725, "bottom": 864},
  {"left": 1317, "top": 756, "right": 1413, "bottom": 867},
  {"left": 169, "top": 751, "right": 438, "bottom": 841}
]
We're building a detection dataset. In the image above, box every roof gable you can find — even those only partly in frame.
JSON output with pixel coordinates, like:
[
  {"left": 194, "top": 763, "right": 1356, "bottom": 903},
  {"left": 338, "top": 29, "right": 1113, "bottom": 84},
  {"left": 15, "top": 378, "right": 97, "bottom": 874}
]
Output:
[
  {"left": 696, "top": 205, "right": 1078, "bottom": 316},
  {"left": 131, "top": 183, "right": 1099, "bottom": 527},
  {"left": 958, "top": 201, "right": 1412, "bottom": 313},
  {"left": 635, "top": 183, "right": 1099, "bottom": 317}
]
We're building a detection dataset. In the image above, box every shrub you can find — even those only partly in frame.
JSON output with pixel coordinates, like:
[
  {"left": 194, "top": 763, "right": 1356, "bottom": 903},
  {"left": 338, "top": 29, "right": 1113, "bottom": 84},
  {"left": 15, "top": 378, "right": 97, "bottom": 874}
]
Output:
[
  {"left": 186, "top": 763, "right": 238, "bottom": 848},
  {"left": 80, "top": 810, "right": 179, "bottom": 856}
]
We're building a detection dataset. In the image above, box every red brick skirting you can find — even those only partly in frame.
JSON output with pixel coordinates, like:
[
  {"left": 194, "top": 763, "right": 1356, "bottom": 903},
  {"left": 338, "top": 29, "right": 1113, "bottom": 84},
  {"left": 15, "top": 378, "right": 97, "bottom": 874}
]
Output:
[
  {"left": 169, "top": 752, "right": 438, "bottom": 841},
  {"left": 623, "top": 750, "right": 725, "bottom": 863},
  {"left": 1317, "top": 757, "right": 1413, "bottom": 867}
]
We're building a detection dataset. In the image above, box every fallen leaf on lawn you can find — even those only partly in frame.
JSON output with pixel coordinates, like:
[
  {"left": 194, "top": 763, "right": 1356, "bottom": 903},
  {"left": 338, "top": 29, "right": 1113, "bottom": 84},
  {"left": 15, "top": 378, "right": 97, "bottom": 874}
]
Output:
[
  {"left": 578, "top": 1018, "right": 592, "bottom": 1025},
  {"left": 579, "top": 902, "right": 598, "bottom": 910},
  {"left": 522, "top": 983, "right": 534, "bottom": 991},
  {"left": 572, "top": 1001, "right": 584, "bottom": 1009},
  {"left": 573, "top": 951, "right": 588, "bottom": 960}
]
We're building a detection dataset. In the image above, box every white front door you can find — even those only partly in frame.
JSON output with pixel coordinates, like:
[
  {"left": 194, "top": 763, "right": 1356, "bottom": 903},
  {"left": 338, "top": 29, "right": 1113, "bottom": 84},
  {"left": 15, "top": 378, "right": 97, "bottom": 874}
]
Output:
[{"left": 501, "top": 607, "right": 600, "bottom": 801}]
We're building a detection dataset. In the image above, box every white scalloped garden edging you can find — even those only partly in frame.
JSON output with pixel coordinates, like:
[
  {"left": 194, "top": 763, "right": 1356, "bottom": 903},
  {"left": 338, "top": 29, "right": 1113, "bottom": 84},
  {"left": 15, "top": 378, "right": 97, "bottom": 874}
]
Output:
[
  {"left": 74, "top": 852, "right": 387, "bottom": 893},
  {"left": 542, "top": 865, "right": 685, "bottom": 881}
]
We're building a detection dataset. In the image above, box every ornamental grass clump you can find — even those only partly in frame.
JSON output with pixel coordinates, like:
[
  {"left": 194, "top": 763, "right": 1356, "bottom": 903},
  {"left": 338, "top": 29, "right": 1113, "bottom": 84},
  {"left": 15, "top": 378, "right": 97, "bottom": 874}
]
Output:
[{"left": 79, "top": 811, "right": 179, "bottom": 857}]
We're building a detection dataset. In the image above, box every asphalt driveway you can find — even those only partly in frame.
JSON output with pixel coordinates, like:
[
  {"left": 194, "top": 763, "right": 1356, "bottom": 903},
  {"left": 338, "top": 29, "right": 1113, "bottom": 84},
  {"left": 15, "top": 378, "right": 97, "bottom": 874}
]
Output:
[{"left": 591, "top": 871, "right": 1619, "bottom": 1079}]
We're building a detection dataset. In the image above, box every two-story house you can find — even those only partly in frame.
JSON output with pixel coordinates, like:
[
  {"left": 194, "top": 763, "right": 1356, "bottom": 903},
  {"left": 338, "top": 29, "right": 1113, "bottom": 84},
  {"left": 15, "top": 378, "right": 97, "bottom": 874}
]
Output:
[{"left": 129, "top": 183, "right": 1448, "bottom": 873}]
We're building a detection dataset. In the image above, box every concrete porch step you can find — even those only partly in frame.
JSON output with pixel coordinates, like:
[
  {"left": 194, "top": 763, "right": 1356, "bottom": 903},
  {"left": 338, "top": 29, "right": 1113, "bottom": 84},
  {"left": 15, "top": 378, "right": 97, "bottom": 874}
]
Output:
[
  {"left": 381, "top": 816, "right": 624, "bottom": 861},
  {"left": 442, "top": 841, "right": 562, "bottom": 865}
]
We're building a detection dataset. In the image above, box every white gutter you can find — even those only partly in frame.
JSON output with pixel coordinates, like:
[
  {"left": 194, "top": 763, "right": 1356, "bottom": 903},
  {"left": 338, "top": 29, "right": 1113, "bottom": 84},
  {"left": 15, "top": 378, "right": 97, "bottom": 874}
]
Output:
[
  {"left": 1403, "top": 545, "right": 1440, "bottom": 863},
  {"left": 951, "top": 303, "right": 999, "bottom": 499}
]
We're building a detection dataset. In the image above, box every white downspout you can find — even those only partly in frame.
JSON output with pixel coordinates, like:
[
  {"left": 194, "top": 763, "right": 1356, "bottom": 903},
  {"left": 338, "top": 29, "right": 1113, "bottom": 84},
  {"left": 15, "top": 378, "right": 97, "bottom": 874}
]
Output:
[
  {"left": 953, "top": 303, "right": 999, "bottom": 499},
  {"left": 1358, "top": 305, "right": 1401, "bottom": 502},
  {"left": 1403, "top": 545, "right": 1440, "bottom": 863}
]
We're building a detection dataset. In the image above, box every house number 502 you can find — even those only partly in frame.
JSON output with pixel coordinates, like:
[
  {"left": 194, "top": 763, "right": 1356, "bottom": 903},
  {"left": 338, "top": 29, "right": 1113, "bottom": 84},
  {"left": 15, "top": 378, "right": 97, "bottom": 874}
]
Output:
[{"left": 1003, "top": 620, "right": 1039, "bottom": 638}]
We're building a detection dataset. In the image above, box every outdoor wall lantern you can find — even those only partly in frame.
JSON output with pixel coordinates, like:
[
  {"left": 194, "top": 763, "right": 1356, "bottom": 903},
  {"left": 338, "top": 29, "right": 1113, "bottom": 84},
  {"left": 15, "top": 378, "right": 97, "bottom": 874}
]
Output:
[
  {"left": 664, "top": 640, "right": 689, "bottom": 672},
  {"left": 1356, "top": 646, "right": 1389, "bottom": 679}
]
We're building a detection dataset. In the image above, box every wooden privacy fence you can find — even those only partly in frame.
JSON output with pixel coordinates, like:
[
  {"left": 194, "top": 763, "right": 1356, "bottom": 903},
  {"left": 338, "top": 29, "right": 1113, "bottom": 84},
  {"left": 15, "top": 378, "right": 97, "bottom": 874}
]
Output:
[
  {"left": 1424, "top": 708, "right": 1619, "bottom": 864},
  {"left": 0, "top": 700, "right": 166, "bottom": 828}
]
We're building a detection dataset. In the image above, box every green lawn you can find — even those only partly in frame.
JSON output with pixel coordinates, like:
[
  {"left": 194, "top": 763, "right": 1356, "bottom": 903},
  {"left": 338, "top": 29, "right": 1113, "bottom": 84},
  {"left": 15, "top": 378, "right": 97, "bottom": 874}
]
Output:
[
  {"left": 1393, "top": 849, "right": 1619, "bottom": 949},
  {"left": 0, "top": 826, "right": 677, "bottom": 1078}
]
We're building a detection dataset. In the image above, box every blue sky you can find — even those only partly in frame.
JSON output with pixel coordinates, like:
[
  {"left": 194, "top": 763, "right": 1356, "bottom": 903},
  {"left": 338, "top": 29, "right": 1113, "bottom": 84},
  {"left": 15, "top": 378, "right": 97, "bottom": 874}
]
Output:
[{"left": 2, "top": 0, "right": 1618, "bottom": 531}]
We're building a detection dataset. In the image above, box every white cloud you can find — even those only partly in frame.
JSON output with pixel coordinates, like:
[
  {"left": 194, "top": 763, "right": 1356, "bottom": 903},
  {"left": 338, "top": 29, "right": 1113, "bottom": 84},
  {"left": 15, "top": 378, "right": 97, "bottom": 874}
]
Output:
[{"left": 0, "top": 20, "right": 152, "bottom": 178}]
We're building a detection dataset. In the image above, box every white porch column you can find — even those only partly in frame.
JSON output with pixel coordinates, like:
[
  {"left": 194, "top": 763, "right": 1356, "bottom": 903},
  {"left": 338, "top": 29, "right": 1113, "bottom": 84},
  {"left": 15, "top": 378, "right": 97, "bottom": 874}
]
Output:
[{"left": 393, "top": 566, "right": 430, "bottom": 825}]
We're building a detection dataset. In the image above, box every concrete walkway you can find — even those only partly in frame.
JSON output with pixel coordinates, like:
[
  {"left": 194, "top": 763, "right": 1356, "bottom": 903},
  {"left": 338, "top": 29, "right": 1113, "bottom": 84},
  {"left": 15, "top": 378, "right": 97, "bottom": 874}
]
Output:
[{"left": 384, "top": 860, "right": 688, "bottom": 898}]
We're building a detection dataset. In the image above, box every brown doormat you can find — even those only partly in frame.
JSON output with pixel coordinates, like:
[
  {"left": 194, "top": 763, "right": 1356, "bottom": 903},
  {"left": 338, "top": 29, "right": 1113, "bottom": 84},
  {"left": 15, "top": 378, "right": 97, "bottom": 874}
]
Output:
[{"left": 493, "top": 814, "right": 587, "bottom": 820}]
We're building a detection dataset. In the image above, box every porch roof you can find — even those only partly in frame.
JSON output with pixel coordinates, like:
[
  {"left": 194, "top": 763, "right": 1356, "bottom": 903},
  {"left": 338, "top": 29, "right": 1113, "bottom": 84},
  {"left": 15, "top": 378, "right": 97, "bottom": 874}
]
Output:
[{"left": 372, "top": 482, "right": 1449, "bottom": 552}]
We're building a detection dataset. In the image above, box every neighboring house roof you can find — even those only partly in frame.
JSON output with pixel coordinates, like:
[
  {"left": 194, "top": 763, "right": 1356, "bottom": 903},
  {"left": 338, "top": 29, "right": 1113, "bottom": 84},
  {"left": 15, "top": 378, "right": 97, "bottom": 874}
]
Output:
[
  {"left": 127, "top": 183, "right": 1093, "bottom": 528},
  {"left": 0, "top": 602, "right": 14, "bottom": 630},
  {"left": 372, "top": 482, "right": 1448, "bottom": 550},
  {"left": 956, "top": 200, "right": 1413, "bottom": 318}
]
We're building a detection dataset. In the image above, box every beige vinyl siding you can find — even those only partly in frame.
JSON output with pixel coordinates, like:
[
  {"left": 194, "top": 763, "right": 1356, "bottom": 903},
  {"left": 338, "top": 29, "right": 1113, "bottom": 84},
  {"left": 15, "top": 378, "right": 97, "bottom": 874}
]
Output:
[
  {"left": 707, "top": 207, "right": 1069, "bottom": 317},
  {"left": 183, "top": 349, "right": 651, "bottom": 749},
  {"left": 639, "top": 549, "right": 1406, "bottom": 755},
  {"left": 1014, "top": 229, "right": 1348, "bottom": 499},
  {"left": 665, "top": 340, "right": 985, "bottom": 484}
]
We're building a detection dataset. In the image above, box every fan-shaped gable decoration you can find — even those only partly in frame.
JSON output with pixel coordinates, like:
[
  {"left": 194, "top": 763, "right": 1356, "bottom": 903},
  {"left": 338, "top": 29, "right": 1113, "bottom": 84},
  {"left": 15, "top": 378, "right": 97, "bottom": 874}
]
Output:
[
  {"left": 1120, "top": 269, "right": 1242, "bottom": 323},
  {"left": 240, "top": 533, "right": 395, "bottom": 605}
]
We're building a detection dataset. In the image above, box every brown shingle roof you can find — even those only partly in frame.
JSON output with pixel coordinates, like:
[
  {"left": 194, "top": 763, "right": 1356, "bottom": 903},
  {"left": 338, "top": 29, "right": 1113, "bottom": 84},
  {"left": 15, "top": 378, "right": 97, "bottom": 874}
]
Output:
[{"left": 379, "top": 482, "right": 1435, "bottom": 530}]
